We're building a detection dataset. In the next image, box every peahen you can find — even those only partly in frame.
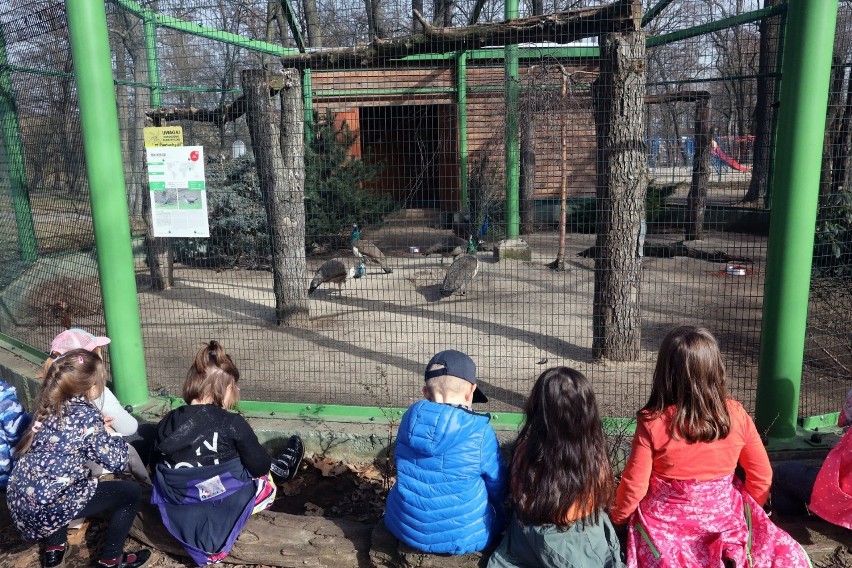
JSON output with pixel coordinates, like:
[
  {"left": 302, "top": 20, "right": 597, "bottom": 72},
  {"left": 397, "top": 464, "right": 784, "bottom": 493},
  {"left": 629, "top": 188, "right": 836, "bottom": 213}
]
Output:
[
  {"left": 440, "top": 254, "right": 479, "bottom": 297},
  {"left": 308, "top": 257, "right": 365, "bottom": 295},
  {"left": 351, "top": 224, "right": 393, "bottom": 274},
  {"left": 424, "top": 235, "right": 476, "bottom": 263}
]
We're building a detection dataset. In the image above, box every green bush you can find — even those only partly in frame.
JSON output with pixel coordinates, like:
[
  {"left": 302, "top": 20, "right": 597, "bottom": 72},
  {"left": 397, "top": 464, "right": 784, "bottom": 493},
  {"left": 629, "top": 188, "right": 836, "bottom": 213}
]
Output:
[
  {"left": 305, "top": 111, "right": 396, "bottom": 245},
  {"left": 172, "top": 158, "right": 268, "bottom": 268},
  {"left": 814, "top": 190, "right": 852, "bottom": 277}
]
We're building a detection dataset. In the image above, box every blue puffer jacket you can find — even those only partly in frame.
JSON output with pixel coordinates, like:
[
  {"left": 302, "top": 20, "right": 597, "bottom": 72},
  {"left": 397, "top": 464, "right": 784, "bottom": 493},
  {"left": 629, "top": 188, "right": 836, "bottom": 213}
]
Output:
[{"left": 385, "top": 400, "right": 507, "bottom": 554}]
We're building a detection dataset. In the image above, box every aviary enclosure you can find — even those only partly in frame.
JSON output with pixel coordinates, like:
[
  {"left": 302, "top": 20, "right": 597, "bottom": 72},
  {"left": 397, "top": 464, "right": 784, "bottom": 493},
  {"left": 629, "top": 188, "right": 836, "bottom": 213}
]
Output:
[{"left": 0, "top": 0, "right": 850, "bottom": 437}]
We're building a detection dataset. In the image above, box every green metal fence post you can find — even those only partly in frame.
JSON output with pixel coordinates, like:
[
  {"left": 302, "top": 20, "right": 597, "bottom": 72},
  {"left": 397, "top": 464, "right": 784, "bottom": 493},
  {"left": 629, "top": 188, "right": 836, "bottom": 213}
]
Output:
[
  {"left": 143, "top": 10, "right": 162, "bottom": 108},
  {"left": 0, "top": 29, "right": 38, "bottom": 262},
  {"left": 302, "top": 69, "right": 313, "bottom": 144},
  {"left": 755, "top": 0, "right": 838, "bottom": 439},
  {"left": 66, "top": 0, "right": 149, "bottom": 406},
  {"left": 457, "top": 51, "right": 468, "bottom": 211},
  {"left": 504, "top": 0, "right": 519, "bottom": 239}
]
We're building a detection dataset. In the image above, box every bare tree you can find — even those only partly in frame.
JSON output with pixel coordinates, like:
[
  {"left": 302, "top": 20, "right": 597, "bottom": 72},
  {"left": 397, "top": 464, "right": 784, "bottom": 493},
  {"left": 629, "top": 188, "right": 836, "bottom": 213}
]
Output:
[
  {"left": 592, "top": 25, "right": 647, "bottom": 362},
  {"left": 242, "top": 69, "right": 310, "bottom": 325},
  {"left": 745, "top": 0, "right": 782, "bottom": 205}
]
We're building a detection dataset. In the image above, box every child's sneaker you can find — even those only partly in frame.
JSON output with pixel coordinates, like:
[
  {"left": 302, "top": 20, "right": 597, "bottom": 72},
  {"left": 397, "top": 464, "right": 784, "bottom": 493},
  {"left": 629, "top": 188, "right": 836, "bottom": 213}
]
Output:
[
  {"left": 94, "top": 549, "right": 151, "bottom": 568},
  {"left": 42, "top": 542, "right": 67, "bottom": 568},
  {"left": 270, "top": 435, "right": 304, "bottom": 483}
]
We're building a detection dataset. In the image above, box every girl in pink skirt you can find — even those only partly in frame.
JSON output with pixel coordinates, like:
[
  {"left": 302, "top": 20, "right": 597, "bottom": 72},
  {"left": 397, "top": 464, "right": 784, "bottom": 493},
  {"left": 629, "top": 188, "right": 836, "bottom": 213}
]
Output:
[{"left": 610, "top": 325, "right": 810, "bottom": 567}]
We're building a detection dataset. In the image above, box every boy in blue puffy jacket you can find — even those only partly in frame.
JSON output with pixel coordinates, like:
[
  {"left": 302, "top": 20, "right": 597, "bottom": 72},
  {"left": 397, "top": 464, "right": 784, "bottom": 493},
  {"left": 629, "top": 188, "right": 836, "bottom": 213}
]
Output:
[{"left": 385, "top": 350, "right": 507, "bottom": 554}]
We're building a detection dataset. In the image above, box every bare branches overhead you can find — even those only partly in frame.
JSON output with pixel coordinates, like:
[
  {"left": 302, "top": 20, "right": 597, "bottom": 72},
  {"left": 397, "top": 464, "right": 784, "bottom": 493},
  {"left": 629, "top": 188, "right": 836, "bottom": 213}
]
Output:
[{"left": 279, "top": 0, "right": 640, "bottom": 70}]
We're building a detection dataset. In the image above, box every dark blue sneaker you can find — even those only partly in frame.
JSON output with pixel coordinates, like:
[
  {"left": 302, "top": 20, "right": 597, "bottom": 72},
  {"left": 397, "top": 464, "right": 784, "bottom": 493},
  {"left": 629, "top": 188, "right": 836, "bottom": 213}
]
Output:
[{"left": 270, "top": 435, "right": 304, "bottom": 482}]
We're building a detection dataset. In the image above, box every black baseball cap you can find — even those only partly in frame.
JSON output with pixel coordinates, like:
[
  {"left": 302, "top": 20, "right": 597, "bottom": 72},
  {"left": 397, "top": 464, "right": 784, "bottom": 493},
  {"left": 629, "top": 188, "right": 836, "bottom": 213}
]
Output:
[{"left": 424, "top": 350, "right": 487, "bottom": 403}]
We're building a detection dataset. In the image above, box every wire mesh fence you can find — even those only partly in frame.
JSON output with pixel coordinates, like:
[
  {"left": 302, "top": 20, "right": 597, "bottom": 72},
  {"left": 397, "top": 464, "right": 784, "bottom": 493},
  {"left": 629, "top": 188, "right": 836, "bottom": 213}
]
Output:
[{"left": 0, "top": 0, "right": 849, "bottom": 419}]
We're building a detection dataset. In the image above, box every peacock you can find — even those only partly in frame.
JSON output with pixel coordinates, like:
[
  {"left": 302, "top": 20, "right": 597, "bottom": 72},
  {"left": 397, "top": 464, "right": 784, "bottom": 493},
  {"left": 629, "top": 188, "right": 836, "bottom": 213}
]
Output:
[
  {"left": 440, "top": 254, "right": 479, "bottom": 297},
  {"left": 308, "top": 257, "right": 365, "bottom": 295},
  {"left": 351, "top": 224, "right": 393, "bottom": 274},
  {"left": 423, "top": 235, "right": 476, "bottom": 263}
]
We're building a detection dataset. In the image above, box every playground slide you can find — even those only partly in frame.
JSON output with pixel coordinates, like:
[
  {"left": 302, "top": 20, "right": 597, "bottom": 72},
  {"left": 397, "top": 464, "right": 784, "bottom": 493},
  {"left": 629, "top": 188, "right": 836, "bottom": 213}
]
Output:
[{"left": 711, "top": 143, "right": 751, "bottom": 172}]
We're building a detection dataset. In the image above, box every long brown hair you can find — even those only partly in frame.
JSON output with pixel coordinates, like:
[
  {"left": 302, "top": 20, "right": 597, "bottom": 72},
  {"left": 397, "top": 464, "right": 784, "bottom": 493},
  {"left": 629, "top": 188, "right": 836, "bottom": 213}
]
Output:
[
  {"left": 511, "top": 367, "right": 614, "bottom": 527},
  {"left": 182, "top": 340, "right": 240, "bottom": 408},
  {"left": 17, "top": 349, "right": 106, "bottom": 455},
  {"left": 642, "top": 325, "right": 731, "bottom": 442}
]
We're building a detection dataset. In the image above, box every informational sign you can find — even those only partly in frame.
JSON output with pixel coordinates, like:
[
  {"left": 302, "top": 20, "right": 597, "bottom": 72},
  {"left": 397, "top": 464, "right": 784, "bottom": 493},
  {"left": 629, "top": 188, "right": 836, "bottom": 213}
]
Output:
[
  {"left": 143, "top": 126, "right": 184, "bottom": 148},
  {"left": 146, "top": 146, "right": 210, "bottom": 237}
]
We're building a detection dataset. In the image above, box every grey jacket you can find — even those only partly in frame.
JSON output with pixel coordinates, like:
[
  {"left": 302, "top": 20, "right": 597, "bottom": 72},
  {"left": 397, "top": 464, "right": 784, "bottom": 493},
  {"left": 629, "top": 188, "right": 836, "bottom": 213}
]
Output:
[{"left": 487, "top": 511, "right": 625, "bottom": 568}]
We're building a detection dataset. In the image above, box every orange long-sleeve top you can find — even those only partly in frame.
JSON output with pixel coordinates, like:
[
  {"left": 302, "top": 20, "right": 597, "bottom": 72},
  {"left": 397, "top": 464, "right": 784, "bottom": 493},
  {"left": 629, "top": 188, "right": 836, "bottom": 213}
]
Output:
[{"left": 610, "top": 399, "right": 772, "bottom": 525}]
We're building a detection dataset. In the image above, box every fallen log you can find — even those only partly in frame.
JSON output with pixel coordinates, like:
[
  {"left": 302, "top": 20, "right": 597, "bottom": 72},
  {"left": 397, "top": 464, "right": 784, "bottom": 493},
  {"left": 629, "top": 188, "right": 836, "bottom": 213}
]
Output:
[{"left": 131, "top": 496, "right": 374, "bottom": 567}]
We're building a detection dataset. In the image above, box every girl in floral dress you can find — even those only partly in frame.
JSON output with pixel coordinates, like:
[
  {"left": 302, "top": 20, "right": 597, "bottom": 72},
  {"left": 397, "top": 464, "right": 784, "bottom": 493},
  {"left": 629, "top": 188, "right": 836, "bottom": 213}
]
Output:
[
  {"left": 610, "top": 325, "right": 810, "bottom": 568},
  {"left": 6, "top": 349, "right": 150, "bottom": 568}
]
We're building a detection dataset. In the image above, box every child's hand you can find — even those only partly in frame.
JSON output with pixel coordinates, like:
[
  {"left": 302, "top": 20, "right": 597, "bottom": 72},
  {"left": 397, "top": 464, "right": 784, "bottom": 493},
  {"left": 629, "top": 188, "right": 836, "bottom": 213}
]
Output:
[
  {"left": 105, "top": 424, "right": 118, "bottom": 436},
  {"left": 103, "top": 415, "right": 115, "bottom": 429}
]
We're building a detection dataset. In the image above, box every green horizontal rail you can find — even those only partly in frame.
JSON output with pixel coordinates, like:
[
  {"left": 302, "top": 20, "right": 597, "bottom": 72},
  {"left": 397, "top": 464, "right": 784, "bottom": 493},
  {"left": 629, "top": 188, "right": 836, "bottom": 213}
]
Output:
[
  {"left": 109, "top": 0, "right": 298, "bottom": 56},
  {"left": 0, "top": 332, "right": 47, "bottom": 366},
  {"left": 155, "top": 397, "right": 527, "bottom": 429},
  {"left": 314, "top": 87, "right": 455, "bottom": 97},
  {"left": 800, "top": 412, "right": 841, "bottom": 431},
  {"left": 5, "top": 64, "right": 74, "bottom": 80},
  {"left": 647, "top": 4, "right": 786, "bottom": 48}
]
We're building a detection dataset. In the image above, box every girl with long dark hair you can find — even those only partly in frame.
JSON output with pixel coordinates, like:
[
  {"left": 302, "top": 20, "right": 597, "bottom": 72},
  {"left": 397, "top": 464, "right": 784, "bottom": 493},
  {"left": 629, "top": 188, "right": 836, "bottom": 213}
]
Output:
[{"left": 488, "top": 367, "right": 623, "bottom": 567}]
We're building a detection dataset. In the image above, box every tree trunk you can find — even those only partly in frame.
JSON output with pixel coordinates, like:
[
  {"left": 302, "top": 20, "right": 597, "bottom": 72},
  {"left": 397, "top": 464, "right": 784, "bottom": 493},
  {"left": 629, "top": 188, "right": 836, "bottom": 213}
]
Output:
[
  {"left": 744, "top": 0, "right": 781, "bottom": 205},
  {"left": 591, "top": 28, "right": 646, "bottom": 362},
  {"left": 303, "top": 0, "right": 322, "bottom": 47},
  {"left": 364, "top": 0, "right": 387, "bottom": 39},
  {"left": 550, "top": 73, "right": 569, "bottom": 271},
  {"left": 242, "top": 69, "right": 310, "bottom": 326},
  {"left": 432, "top": 0, "right": 453, "bottom": 27},
  {"left": 686, "top": 97, "right": 711, "bottom": 241},
  {"left": 413, "top": 0, "right": 424, "bottom": 32},
  {"left": 519, "top": 111, "right": 536, "bottom": 234},
  {"left": 122, "top": 13, "right": 170, "bottom": 290},
  {"left": 111, "top": 22, "right": 136, "bottom": 216},
  {"left": 263, "top": 0, "right": 289, "bottom": 67}
]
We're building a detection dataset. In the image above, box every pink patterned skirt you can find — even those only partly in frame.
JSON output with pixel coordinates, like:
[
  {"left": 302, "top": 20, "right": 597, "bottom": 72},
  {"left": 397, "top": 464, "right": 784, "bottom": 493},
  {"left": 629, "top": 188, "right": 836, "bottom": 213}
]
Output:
[{"left": 625, "top": 474, "right": 810, "bottom": 568}]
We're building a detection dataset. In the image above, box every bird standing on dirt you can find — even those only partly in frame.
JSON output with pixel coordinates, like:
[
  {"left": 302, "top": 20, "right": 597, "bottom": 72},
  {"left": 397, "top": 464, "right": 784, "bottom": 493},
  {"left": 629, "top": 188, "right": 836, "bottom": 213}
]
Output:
[
  {"left": 423, "top": 236, "right": 470, "bottom": 264},
  {"left": 308, "top": 257, "right": 365, "bottom": 295},
  {"left": 441, "top": 254, "right": 479, "bottom": 297},
  {"left": 351, "top": 224, "right": 393, "bottom": 273}
]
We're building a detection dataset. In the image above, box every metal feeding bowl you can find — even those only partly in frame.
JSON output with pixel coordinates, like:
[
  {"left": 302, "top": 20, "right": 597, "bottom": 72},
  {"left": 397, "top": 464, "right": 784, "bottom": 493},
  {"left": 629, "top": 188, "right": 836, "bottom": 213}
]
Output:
[{"left": 725, "top": 264, "right": 748, "bottom": 276}]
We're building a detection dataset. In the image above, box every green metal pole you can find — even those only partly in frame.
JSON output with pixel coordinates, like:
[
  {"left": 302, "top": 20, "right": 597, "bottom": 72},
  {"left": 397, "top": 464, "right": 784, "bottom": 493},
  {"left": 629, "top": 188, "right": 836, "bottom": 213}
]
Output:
[
  {"left": 755, "top": 0, "right": 838, "bottom": 439},
  {"left": 0, "top": 29, "right": 38, "bottom": 262},
  {"left": 143, "top": 11, "right": 162, "bottom": 108},
  {"left": 504, "top": 0, "right": 520, "bottom": 239},
  {"left": 457, "top": 51, "right": 469, "bottom": 210},
  {"left": 302, "top": 69, "right": 313, "bottom": 144},
  {"left": 66, "top": 0, "right": 149, "bottom": 406}
]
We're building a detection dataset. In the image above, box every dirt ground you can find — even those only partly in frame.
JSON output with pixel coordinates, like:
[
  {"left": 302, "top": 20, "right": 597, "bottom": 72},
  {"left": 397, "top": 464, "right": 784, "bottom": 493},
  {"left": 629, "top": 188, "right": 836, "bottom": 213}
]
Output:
[{"left": 129, "top": 222, "right": 773, "bottom": 417}]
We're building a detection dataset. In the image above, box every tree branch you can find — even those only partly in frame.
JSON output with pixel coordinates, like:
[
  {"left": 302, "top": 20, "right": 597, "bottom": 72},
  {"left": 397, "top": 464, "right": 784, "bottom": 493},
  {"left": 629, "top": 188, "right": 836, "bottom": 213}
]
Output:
[
  {"left": 279, "top": 0, "right": 640, "bottom": 69},
  {"left": 147, "top": 94, "right": 247, "bottom": 126}
]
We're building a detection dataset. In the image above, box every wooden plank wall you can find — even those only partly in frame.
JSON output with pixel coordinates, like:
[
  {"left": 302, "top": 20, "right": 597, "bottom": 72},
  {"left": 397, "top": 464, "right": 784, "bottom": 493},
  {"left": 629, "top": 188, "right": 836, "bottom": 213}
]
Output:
[{"left": 310, "top": 60, "right": 599, "bottom": 207}]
